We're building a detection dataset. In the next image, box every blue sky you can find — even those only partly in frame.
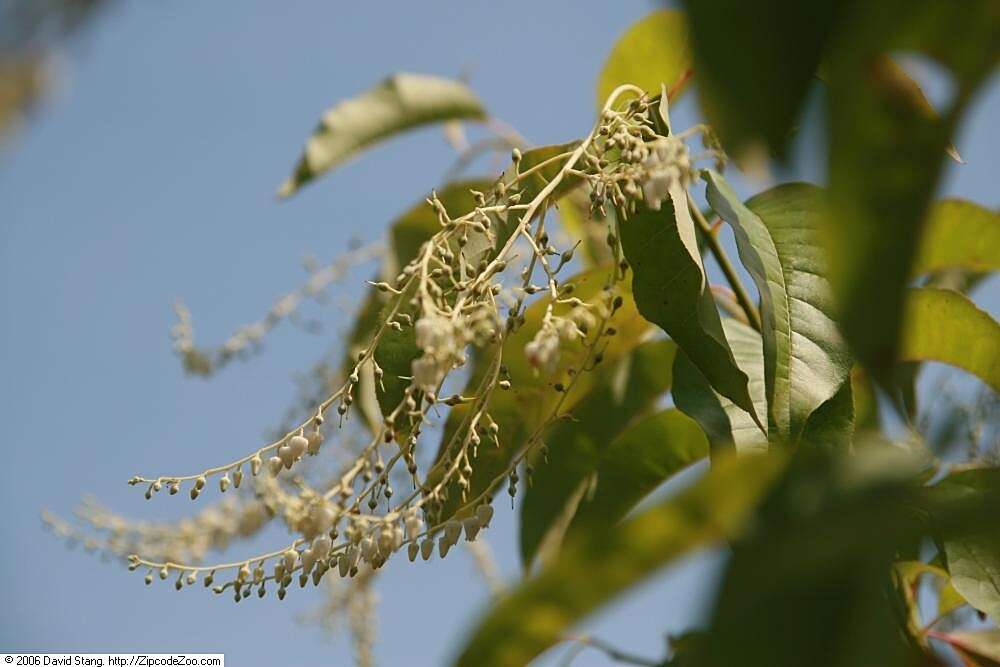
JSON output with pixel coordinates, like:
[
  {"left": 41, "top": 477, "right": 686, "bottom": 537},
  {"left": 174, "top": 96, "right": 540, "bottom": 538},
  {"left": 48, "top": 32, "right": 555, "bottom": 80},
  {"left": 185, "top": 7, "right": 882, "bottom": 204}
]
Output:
[{"left": 1, "top": 1, "right": 997, "bottom": 665}]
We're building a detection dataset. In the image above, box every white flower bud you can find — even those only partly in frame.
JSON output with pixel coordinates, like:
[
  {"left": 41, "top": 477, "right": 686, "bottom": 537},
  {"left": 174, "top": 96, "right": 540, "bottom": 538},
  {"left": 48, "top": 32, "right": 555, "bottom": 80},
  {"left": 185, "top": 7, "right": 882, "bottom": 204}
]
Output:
[
  {"left": 463, "top": 516, "right": 481, "bottom": 542},
  {"left": 420, "top": 538, "right": 434, "bottom": 561},
  {"left": 312, "top": 534, "right": 332, "bottom": 559},
  {"left": 301, "top": 549, "right": 316, "bottom": 574},
  {"left": 377, "top": 527, "right": 393, "bottom": 554},
  {"left": 306, "top": 431, "right": 324, "bottom": 455},
  {"left": 360, "top": 535, "right": 376, "bottom": 561},
  {"left": 288, "top": 435, "right": 308, "bottom": 460},
  {"left": 268, "top": 456, "right": 283, "bottom": 477},
  {"left": 407, "top": 542, "right": 420, "bottom": 562},
  {"left": 278, "top": 444, "right": 294, "bottom": 469},
  {"left": 282, "top": 550, "right": 298, "bottom": 572}
]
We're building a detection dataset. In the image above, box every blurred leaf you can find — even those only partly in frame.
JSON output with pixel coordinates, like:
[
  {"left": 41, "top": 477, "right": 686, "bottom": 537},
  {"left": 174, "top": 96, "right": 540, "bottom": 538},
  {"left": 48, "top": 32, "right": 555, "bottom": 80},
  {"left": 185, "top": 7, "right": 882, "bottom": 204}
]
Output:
[
  {"left": 454, "top": 452, "right": 788, "bottom": 667},
  {"left": 279, "top": 73, "right": 486, "bottom": 197},
  {"left": 914, "top": 199, "right": 1000, "bottom": 276},
  {"left": 867, "top": 56, "right": 964, "bottom": 164},
  {"left": 620, "top": 192, "right": 759, "bottom": 425},
  {"left": 851, "top": 366, "right": 880, "bottom": 432},
  {"left": 519, "top": 340, "right": 677, "bottom": 568},
  {"left": 596, "top": 9, "right": 692, "bottom": 110},
  {"left": 695, "top": 448, "right": 938, "bottom": 667},
  {"left": 704, "top": 175, "right": 852, "bottom": 444},
  {"left": 344, "top": 180, "right": 494, "bottom": 431},
  {"left": 429, "top": 266, "right": 651, "bottom": 524},
  {"left": 900, "top": 288, "right": 1000, "bottom": 392},
  {"left": 672, "top": 318, "right": 767, "bottom": 455},
  {"left": 822, "top": 0, "right": 998, "bottom": 382},
  {"left": 680, "top": 0, "right": 839, "bottom": 158},
  {"left": 566, "top": 408, "right": 709, "bottom": 537},
  {"left": 943, "top": 630, "right": 1000, "bottom": 666}
]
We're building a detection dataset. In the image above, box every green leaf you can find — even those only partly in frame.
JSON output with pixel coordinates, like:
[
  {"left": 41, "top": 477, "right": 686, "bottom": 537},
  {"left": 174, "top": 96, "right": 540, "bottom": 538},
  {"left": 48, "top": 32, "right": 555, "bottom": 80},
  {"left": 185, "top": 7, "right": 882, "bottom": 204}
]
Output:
[
  {"left": 672, "top": 318, "right": 767, "bottom": 455},
  {"left": 453, "top": 452, "right": 788, "bottom": 667},
  {"left": 566, "top": 408, "right": 709, "bottom": 537},
  {"left": 279, "top": 73, "right": 486, "bottom": 197},
  {"left": 944, "top": 536, "right": 1000, "bottom": 623},
  {"left": 796, "top": 378, "right": 854, "bottom": 450},
  {"left": 679, "top": 0, "right": 839, "bottom": 158},
  {"left": 429, "top": 266, "right": 651, "bottom": 525},
  {"left": 822, "top": 1, "right": 998, "bottom": 381},
  {"left": 704, "top": 175, "right": 852, "bottom": 445},
  {"left": 900, "top": 288, "right": 1000, "bottom": 393},
  {"left": 596, "top": 9, "right": 692, "bottom": 110},
  {"left": 619, "top": 192, "right": 759, "bottom": 426},
  {"left": 934, "top": 469, "right": 1000, "bottom": 624},
  {"left": 518, "top": 340, "right": 677, "bottom": 569},
  {"left": 914, "top": 199, "right": 1000, "bottom": 276},
  {"left": 344, "top": 180, "right": 493, "bottom": 431}
]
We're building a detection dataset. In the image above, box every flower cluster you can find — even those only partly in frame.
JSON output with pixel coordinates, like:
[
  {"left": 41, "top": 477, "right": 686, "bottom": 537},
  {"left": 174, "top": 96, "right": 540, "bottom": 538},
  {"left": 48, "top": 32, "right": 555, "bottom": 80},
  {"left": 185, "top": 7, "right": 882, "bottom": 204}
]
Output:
[{"left": 52, "top": 83, "right": 724, "bottom": 611}]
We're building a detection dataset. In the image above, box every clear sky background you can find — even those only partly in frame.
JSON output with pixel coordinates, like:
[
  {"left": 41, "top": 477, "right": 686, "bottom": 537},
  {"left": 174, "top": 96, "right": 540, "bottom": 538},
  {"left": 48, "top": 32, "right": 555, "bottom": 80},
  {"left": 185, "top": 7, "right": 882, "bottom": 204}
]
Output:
[{"left": 1, "top": 1, "right": 997, "bottom": 665}]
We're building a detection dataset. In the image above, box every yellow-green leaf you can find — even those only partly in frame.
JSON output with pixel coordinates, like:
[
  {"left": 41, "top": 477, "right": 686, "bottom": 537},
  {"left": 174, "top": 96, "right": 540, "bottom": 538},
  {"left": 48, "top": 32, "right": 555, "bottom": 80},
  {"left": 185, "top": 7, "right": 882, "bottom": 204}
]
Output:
[
  {"left": 900, "top": 288, "right": 1000, "bottom": 392},
  {"left": 596, "top": 10, "right": 692, "bottom": 111},
  {"left": 279, "top": 73, "right": 486, "bottom": 197},
  {"left": 914, "top": 199, "right": 1000, "bottom": 276}
]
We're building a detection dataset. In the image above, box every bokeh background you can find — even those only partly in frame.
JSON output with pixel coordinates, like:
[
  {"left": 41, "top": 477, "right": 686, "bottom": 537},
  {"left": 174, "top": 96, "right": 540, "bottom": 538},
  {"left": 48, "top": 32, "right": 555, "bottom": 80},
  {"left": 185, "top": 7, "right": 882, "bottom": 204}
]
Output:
[{"left": 2, "top": 1, "right": 997, "bottom": 665}]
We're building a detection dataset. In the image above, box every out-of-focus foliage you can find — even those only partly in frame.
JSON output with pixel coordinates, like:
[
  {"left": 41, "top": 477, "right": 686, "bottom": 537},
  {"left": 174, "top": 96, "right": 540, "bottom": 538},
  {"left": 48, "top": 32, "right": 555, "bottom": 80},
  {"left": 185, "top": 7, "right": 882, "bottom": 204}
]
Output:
[{"left": 1, "top": 0, "right": 110, "bottom": 137}]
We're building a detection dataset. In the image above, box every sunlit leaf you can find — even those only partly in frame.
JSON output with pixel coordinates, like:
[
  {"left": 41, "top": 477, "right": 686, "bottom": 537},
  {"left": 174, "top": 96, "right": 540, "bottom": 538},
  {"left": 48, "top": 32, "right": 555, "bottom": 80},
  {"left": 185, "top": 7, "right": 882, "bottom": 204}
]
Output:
[
  {"left": 620, "top": 191, "right": 759, "bottom": 425},
  {"left": 900, "top": 288, "right": 1000, "bottom": 393},
  {"left": 519, "top": 340, "right": 677, "bottom": 568},
  {"left": 596, "top": 9, "right": 692, "bottom": 111},
  {"left": 672, "top": 318, "right": 767, "bottom": 455},
  {"left": 454, "top": 452, "right": 788, "bottom": 667},
  {"left": 279, "top": 73, "right": 486, "bottom": 197},
  {"left": 914, "top": 199, "right": 1000, "bottom": 276},
  {"left": 704, "top": 174, "right": 852, "bottom": 445}
]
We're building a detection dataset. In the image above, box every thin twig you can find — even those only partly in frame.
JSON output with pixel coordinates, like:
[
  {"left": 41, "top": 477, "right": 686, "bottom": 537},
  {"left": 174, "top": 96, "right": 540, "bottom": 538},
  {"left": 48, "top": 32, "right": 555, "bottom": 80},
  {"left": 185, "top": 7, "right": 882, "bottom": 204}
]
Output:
[{"left": 688, "top": 195, "right": 762, "bottom": 332}]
